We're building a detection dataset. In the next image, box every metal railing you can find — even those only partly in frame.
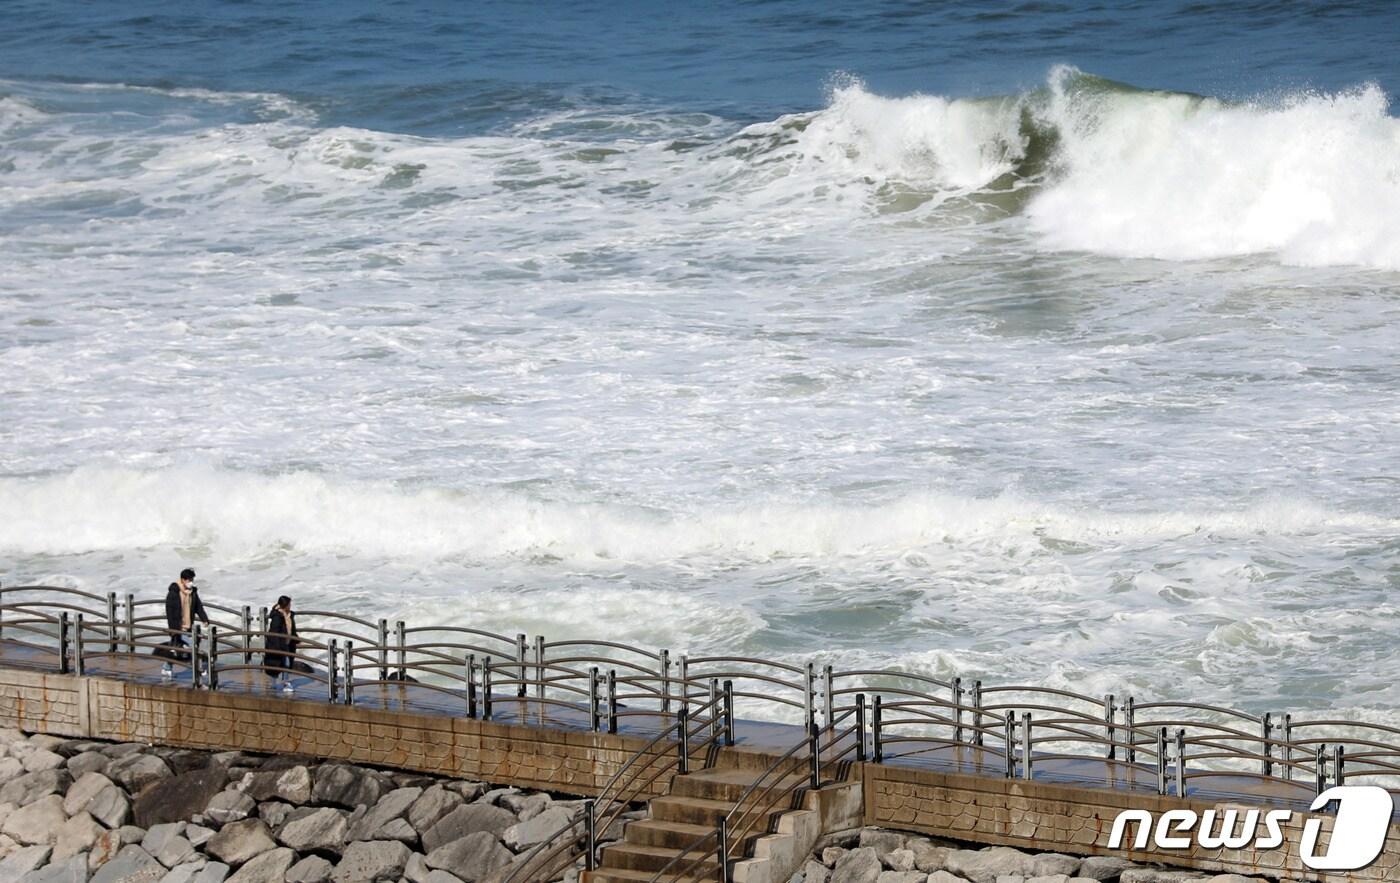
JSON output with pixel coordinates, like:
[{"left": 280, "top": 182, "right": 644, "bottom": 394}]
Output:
[{"left": 2, "top": 584, "right": 1397, "bottom": 805}]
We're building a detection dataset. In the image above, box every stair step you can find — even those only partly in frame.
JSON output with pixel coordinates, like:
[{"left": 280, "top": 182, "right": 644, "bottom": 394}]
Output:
[
  {"left": 624, "top": 818, "right": 716, "bottom": 849},
  {"left": 670, "top": 768, "right": 807, "bottom": 802},
  {"left": 648, "top": 795, "right": 734, "bottom": 826},
  {"left": 599, "top": 842, "right": 721, "bottom": 874},
  {"left": 586, "top": 869, "right": 716, "bottom": 883}
]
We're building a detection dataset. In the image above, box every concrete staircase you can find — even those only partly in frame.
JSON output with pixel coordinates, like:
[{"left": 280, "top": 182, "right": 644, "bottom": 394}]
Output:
[{"left": 586, "top": 765, "right": 862, "bottom": 883}]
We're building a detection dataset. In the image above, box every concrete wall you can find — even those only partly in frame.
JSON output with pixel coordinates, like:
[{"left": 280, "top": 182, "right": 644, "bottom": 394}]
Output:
[
  {"left": 5, "top": 666, "right": 1397, "bottom": 881},
  {"left": 864, "top": 761, "right": 1400, "bottom": 883}
]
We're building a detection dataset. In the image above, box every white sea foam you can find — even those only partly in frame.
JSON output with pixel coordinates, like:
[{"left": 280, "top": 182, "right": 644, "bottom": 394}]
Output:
[{"left": 0, "top": 465, "right": 1391, "bottom": 562}]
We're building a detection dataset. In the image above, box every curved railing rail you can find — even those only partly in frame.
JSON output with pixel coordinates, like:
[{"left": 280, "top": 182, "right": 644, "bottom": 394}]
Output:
[{"left": 2, "top": 584, "right": 1397, "bottom": 804}]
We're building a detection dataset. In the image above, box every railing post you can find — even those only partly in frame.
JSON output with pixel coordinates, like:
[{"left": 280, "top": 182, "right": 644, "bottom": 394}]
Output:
[
  {"left": 659, "top": 649, "right": 671, "bottom": 716},
  {"left": 516, "top": 633, "right": 527, "bottom": 698},
  {"left": 258, "top": 606, "right": 268, "bottom": 656},
  {"left": 1315, "top": 744, "right": 1327, "bottom": 795},
  {"left": 394, "top": 620, "right": 406, "bottom": 679},
  {"left": 483, "top": 657, "right": 493, "bottom": 720},
  {"left": 191, "top": 623, "right": 203, "bottom": 689},
  {"left": 1156, "top": 728, "right": 1168, "bottom": 795},
  {"left": 823, "top": 664, "right": 834, "bottom": 730},
  {"left": 1021, "top": 712, "right": 1033, "bottom": 780},
  {"left": 326, "top": 639, "right": 338, "bottom": 702},
  {"left": 207, "top": 625, "right": 219, "bottom": 690},
  {"left": 343, "top": 641, "right": 355, "bottom": 706},
  {"left": 803, "top": 662, "right": 815, "bottom": 733},
  {"left": 679, "top": 706, "right": 690, "bottom": 774},
  {"left": 465, "top": 654, "right": 477, "bottom": 718},
  {"left": 723, "top": 679, "right": 734, "bottom": 746},
  {"left": 678, "top": 654, "right": 690, "bottom": 720},
  {"left": 58, "top": 612, "right": 70, "bottom": 675},
  {"left": 1125, "top": 696, "right": 1136, "bottom": 764},
  {"left": 1003, "top": 712, "right": 1015, "bottom": 778},
  {"left": 589, "top": 666, "right": 601, "bottom": 731},
  {"left": 607, "top": 670, "right": 618, "bottom": 734},
  {"left": 124, "top": 593, "right": 135, "bottom": 653},
  {"left": 241, "top": 605, "right": 252, "bottom": 664},
  {"left": 106, "top": 592, "right": 118, "bottom": 653},
  {"left": 855, "top": 693, "right": 867, "bottom": 762},
  {"left": 953, "top": 677, "right": 964, "bottom": 743},
  {"left": 1282, "top": 713, "right": 1293, "bottom": 781},
  {"left": 1261, "top": 712, "right": 1273, "bottom": 777},
  {"left": 708, "top": 678, "right": 719, "bottom": 739},
  {"left": 74, "top": 613, "right": 85, "bottom": 676},
  {"left": 873, "top": 697, "right": 883, "bottom": 764},
  {"left": 377, "top": 618, "right": 389, "bottom": 681},
  {"left": 809, "top": 711, "right": 820, "bottom": 789},
  {"left": 533, "top": 635, "right": 545, "bottom": 700},
  {"left": 1104, "top": 694, "right": 1116, "bottom": 760},
  {"left": 718, "top": 817, "right": 730, "bottom": 883},
  {"left": 972, "top": 680, "right": 983, "bottom": 746},
  {"left": 1333, "top": 745, "right": 1345, "bottom": 786},
  {"left": 1175, "top": 728, "right": 1186, "bottom": 797},
  {"left": 584, "top": 799, "right": 596, "bottom": 872}
]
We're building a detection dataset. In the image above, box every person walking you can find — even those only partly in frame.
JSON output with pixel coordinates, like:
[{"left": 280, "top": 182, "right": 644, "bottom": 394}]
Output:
[
  {"left": 162, "top": 568, "right": 209, "bottom": 676},
  {"left": 264, "top": 594, "right": 308, "bottom": 677}
]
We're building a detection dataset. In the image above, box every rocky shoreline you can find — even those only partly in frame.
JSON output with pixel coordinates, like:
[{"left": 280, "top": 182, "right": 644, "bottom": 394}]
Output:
[
  {"left": 0, "top": 729, "right": 584, "bottom": 883},
  {"left": 2, "top": 729, "right": 1286, "bottom": 883},
  {"left": 793, "top": 827, "right": 1279, "bottom": 883}
]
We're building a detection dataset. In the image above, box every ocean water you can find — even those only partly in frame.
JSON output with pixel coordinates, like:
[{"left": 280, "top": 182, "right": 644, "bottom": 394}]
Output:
[{"left": 3, "top": 2, "right": 1400, "bottom": 724}]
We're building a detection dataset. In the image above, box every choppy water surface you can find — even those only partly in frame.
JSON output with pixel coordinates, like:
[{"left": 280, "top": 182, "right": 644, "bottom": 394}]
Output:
[{"left": 2, "top": 2, "right": 1400, "bottom": 723}]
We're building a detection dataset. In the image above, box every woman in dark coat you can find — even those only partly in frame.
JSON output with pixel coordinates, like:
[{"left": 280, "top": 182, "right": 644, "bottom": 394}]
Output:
[{"left": 263, "top": 595, "right": 300, "bottom": 674}]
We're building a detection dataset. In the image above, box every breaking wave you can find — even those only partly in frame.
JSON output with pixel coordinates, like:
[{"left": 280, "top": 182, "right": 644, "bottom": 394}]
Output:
[{"left": 0, "top": 465, "right": 1392, "bottom": 562}]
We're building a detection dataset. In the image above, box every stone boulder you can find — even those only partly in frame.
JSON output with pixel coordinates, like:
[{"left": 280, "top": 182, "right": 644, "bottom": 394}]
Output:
[
  {"left": 0, "top": 844, "right": 52, "bottom": 879},
  {"left": 203, "top": 793, "right": 255, "bottom": 828},
  {"left": 160, "top": 864, "right": 212, "bottom": 883},
  {"left": 66, "top": 753, "right": 110, "bottom": 779},
  {"left": 21, "top": 749, "right": 66, "bottom": 774},
  {"left": 2, "top": 793, "right": 66, "bottom": 845},
  {"left": 331, "top": 840, "right": 411, "bottom": 883},
  {"left": 802, "top": 860, "right": 830, "bottom": 883},
  {"left": 0, "top": 769, "right": 72, "bottom": 807},
  {"left": 911, "top": 842, "right": 949, "bottom": 873},
  {"left": 225, "top": 847, "right": 295, "bottom": 883},
  {"left": 66, "top": 774, "right": 130, "bottom": 830},
  {"left": 945, "top": 847, "right": 1036, "bottom": 883},
  {"left": 313, "top": 767, "right": 384, "bottom": 811},
  {"left": 277, "top": 807, "right": 349, "bottom": 854},
  {"left": 858, "top": 829, "right": 906, "bottom": 855},
  {"left": 88, "top": 827, "right": 146, "bottom": 871},
  {"left": 205, "top": 820, "right": 276, "bottom": 866},
  {"left": 89, "top": 845, "right": 165, "bottom": 883},
  {"left": 0, "top": 758, "right": 23, "bottom": 785},
  {"left": 502, "top": 806, "right": 572, "bottom": 851},
  {"left": 420, "top": 804, "right": 515, "bottom": 853},
  {"left": 875, "top": 873, "right": 924, "bottom": 883},
  {"left": 142, "top": 822, "right": 197, "bottom": 869},
  {"left": 424, "top": 832, "right": 511, "bottom": 882},
  {"left": 407, "top": 787, "right": 462, "bottom": 835},
  {"left": 106, "top": 756, "right": 172, "bottom": 796},
  {"left": 53, "top": 811, "right": 106, "bottom": 862},
  {"left": 831, "top": 847, "right": 881, "bottom": 883},
  {"left": 1079, "top": 858, "right": 1139, "bottom": 882},
  {"left": 926, "top": 873, "right": 967, "bottom": 883},
  {"left": 287, "top": 855, "right": 335, "bottom": 883},
  {"left": 236, "top": 767, "right": 312, "bottom": 805},
  {"left": 346, "top": 787, "right": 423, "bottom": 843},
  {"left": 134, "top": 768, "right": 227, "bottom": 829},
  {"left": 26, "top": 852, "right": 90, "bottom": 883},
  {"left": 1033, "top": 855, "right": 1084, "bottom": 878},
  {"left": 882, "top": 848, "right": 915, "bottom": 872}
]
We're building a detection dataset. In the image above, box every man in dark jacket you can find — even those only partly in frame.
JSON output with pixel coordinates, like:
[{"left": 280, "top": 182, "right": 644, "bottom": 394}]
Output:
[{"left": 162, "top": 568, "right": 209, "bottom": 666}]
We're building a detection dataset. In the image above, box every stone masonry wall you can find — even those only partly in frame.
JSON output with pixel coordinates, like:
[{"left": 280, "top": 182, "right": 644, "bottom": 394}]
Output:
[{"left": 865, "top": 762, "right": 1400, "bottom": 883}]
